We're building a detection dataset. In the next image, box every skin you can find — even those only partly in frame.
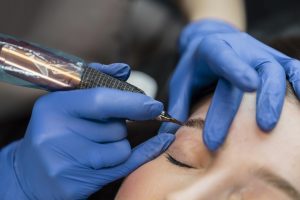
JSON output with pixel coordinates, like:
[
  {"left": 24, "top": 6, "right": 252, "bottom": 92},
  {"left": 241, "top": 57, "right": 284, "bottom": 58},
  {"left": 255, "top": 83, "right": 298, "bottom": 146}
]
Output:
[
  {"left": 178, "top": 0, "right": 246, "bottom": 30},
  {"left": 116, "top": 93, "right": 300, "bottom": 200}
]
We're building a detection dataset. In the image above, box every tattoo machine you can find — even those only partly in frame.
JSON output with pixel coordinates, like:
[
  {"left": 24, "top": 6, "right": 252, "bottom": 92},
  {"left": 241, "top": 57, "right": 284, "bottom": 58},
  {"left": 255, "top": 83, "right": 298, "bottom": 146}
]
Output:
[{"left": 0, "top": 34, "right": 183, "bottom": 125}]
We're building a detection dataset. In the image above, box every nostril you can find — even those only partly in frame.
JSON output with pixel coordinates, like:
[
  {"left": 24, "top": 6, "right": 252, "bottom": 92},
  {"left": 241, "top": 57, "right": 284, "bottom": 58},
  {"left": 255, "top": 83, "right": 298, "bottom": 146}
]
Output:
[
  {"left": 228, "top": 190, "right": 243, "bottom": 200},
  {"left": 226, "top": 186, "right": 244, "bottom": 200},
  {"left": 165, "top": 193, "right": 183, "bottom": 200}
]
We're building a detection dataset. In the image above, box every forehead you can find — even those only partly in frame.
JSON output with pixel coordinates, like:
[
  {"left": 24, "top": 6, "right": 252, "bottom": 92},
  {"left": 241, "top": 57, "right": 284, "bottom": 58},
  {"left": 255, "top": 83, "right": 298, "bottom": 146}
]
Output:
[{"left": 178, "top": 93, "right": 300, "bottom": 188}]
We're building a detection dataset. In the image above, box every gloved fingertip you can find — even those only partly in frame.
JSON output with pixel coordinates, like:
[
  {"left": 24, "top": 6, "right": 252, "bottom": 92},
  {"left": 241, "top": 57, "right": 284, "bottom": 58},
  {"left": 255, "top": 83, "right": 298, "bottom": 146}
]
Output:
[
  {"left": 136, "top": 133, "right": 175, "bottom": 159},
  {"left": 203, "top": 129, "right": 222, "bottom": 151},
  {"left": 109, "top": 63, "right": 130, "bottom": 68},
  {"left": 144, "top": 100, "right": 164, "bottom": 114},
  {"left": 158, "top": 123, "right": 180, "bottom": 134},
  {"left": 206, "top": 141, "right": 221, "bottom": 152},
  {"left": 88, "top": 62, "right": 131, "bottom": 81},
  {"left": 256, "top": 99, "right": 278, "bottom": 132},
  {"left": 89, "top": 62, "right": 104, "bottom": 69},
  {"left": 256, "top": 115, "right": 277, "bottom": 132},
  {"left": 239, "top": 68, "right": 260, "bottom": 92},
  {"left": 157, "top": 133, "right": 176, "bottom": 151},
  {"left": 105, "top": 63, "right": 131, "bottom": 81},
  {"left": 140, "top": 99, "right": 164, "bottom": 119},
  {"left": 109, "top": 63, "right": 131, "bottom": 79},
  {"left": 256, "top": 93, "right": 282, "bottom": 132},
  {"left": 247, "top": 72, "right": 260, "bottom": 91}
]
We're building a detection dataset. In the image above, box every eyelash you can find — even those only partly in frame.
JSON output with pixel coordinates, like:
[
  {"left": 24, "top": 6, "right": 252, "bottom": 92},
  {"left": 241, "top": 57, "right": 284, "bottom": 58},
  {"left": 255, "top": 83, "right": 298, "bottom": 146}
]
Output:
[{"left": 166, "top": 153, "right": 194, "bottom": 169}]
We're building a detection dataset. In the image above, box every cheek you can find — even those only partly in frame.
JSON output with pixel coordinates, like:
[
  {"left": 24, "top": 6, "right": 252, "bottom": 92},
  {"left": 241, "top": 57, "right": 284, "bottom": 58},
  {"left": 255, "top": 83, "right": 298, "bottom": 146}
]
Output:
[
  {"left": 116, "top": 156, "right": 199, "bottom": 200},
  {"left": 116, "top": 164, "right": 164, "bottom": 200},
  {"left": 241, "top": 180, "right": 291, "bottom": 200}
]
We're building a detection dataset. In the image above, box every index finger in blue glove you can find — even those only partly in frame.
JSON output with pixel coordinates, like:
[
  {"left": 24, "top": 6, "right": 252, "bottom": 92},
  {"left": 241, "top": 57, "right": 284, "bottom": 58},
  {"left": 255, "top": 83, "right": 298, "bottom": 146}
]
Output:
[
  {"left": 203, "top": 79, "right": 243, "bottom": 151},
  {"left": 42, "top": 88, "right": 163, "bottom": 121},
  {"left": 199, "top": 35, "right": 260, "bottom": 92},
  {"left": 88, "top": 63, "right": 131, "bottom": 81}
]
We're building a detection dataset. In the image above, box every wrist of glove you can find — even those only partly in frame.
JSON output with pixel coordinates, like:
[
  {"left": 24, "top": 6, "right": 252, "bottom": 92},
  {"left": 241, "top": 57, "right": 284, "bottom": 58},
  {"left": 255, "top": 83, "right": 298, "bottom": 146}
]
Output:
[
  {"left": 0, "top": 140, "right": 29, "bottom": 200},
  {"left": 179, "top": 19, "right": 239, "bottom": 53}
]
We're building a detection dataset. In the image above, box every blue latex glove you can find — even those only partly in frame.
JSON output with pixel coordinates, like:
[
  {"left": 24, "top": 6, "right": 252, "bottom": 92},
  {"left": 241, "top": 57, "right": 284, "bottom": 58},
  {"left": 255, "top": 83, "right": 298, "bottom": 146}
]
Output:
[
  {"left": 0, "top": 63, "right": 175, "bottom": 199},
  {"left": 160, "top": 19, "right": 300, "bottom": 151}
]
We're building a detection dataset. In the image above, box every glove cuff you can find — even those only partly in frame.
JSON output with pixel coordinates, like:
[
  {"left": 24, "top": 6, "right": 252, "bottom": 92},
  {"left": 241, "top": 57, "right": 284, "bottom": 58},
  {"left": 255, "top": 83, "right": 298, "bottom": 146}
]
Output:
[
  {"left": 0, "top": 140, "right": 29, "bottom": 199},
  {"left": 179, "top": 19, "right": 239, "bottom": 53}
]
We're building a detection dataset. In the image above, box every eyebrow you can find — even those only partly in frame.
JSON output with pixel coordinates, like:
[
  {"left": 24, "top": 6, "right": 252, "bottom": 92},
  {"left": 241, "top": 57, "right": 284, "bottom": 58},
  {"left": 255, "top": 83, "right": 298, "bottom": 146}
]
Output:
[
  {"left": 183, "top": 118, "right": 205, "bottom": 130},
  {"left": 254, "top": 168, "right": 300, "bottom": 200}
]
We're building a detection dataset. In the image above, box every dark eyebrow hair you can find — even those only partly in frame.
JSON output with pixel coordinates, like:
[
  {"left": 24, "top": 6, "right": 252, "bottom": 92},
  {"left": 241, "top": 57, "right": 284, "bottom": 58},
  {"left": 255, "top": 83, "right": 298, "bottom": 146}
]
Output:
[
  {"left": 183, "top": 118, "right": 205, "bottom": 130},
  {"left": 254, "top": 168, "right": 300, "bottom": 200}
]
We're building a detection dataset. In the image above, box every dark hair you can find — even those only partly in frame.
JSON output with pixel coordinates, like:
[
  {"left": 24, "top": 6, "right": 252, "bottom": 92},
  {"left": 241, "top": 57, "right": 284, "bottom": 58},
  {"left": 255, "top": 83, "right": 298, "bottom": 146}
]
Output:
[
  {"left": 269, "top": 37, "right": 300, "bottom": 59},
  {"left": 269, "top": 37, "right": 300, "bottom": 103}
]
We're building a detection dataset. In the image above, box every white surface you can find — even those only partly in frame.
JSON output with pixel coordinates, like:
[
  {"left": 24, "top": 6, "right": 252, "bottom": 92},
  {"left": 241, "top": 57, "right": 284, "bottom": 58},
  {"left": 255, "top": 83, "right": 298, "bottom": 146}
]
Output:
[{"left": 127, "top": 70, "right": 158, "bottom": 98}]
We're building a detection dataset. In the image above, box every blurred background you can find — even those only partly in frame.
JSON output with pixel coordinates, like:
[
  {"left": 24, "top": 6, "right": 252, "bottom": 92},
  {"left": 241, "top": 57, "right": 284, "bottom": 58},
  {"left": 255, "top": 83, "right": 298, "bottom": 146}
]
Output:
[{"left": 0, "top": 0, "right": 299, "bottom": 199}]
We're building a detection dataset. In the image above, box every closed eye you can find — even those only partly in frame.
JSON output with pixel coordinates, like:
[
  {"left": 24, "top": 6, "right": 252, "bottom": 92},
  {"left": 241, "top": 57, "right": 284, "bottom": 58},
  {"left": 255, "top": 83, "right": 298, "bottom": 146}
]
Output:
[{"left": 165, "top": 153, "right": 195, "bottom": 169}]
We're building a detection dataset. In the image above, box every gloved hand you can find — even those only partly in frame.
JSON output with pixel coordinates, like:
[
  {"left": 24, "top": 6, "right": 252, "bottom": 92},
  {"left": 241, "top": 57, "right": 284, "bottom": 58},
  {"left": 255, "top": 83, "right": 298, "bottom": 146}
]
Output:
[
  {"left": 0, "top": 63, "right": 175, "bottom": 200},
  {"left": 160, "top": 19, "right": 300, "bottom": 151}
]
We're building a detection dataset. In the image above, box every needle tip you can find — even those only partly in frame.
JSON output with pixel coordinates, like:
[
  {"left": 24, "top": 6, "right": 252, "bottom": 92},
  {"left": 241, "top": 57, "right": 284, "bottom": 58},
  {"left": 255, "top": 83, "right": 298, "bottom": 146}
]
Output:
[{"left": 158, "top": 111, "right": 184, "bottom": 126}]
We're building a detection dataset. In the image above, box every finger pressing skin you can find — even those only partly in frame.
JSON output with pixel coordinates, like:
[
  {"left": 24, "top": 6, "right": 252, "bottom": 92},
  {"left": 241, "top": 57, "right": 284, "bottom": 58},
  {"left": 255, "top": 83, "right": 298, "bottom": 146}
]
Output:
[
  {"left": 255, "top": 58, "right": 286, "bottom": 131},
  {"left": 203, "top": 79, "right": 243, "bottom": 151}
]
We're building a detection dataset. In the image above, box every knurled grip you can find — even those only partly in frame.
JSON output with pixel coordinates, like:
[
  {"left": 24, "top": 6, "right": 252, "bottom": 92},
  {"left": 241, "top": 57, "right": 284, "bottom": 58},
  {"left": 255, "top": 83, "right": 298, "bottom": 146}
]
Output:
[{"left": 78, "top": 66, "right": 145, "bottom": 94}]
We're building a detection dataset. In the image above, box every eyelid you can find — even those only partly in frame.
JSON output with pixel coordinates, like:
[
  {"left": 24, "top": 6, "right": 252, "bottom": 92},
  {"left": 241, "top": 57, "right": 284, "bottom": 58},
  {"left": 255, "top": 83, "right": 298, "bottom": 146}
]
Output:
[{"left": 165, "top": 153, "right": 195, "bottom": 169}]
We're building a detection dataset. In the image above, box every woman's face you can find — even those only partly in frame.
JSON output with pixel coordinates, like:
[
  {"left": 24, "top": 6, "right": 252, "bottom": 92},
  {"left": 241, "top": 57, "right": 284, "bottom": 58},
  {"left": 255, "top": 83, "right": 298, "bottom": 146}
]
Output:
[{"left": 116, "top": 93, "right": 300, "bottom": 200}]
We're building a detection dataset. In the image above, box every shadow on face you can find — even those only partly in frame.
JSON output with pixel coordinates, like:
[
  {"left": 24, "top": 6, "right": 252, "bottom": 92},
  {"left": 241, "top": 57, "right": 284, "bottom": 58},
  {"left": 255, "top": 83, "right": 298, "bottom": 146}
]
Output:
[{"left": 116, "top": 92, "right": 300, "bottom": 200}]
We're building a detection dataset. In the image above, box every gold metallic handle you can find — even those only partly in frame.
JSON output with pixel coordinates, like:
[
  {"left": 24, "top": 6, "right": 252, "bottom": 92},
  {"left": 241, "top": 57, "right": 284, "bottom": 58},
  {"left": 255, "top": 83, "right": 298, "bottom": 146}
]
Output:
[{"left": 0, "top": 44, "right": 82, "bottom": 90}]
